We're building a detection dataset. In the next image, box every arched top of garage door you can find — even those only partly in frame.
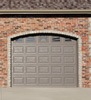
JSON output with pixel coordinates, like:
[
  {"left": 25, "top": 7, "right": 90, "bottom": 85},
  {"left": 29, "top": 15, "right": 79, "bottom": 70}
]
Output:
[{"left": 8, "top": 30, "right": 80, "bottom": 40}]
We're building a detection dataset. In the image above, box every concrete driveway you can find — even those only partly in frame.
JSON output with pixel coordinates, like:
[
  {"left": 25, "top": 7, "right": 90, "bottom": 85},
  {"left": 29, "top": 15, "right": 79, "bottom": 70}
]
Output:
[{"left": 0, "top": 88, "right": 91, "bottom": 100}]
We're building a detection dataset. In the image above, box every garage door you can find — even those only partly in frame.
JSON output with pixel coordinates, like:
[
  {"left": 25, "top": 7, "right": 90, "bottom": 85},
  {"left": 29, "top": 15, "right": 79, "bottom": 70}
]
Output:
[{"left": 11, "top": 34, "right": 78, "bottom": 87}]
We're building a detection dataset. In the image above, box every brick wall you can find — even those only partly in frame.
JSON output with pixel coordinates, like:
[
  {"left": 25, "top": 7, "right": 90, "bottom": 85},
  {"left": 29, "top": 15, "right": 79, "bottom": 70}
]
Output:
[{"left": 0, "top": 17, "right": 90, "bottom": 87}]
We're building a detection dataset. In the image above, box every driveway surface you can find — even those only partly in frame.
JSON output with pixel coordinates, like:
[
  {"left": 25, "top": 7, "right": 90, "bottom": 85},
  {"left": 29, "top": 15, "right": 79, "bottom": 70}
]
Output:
[{"left": 0, "top": 88, "right": 91, "bottom": 100}]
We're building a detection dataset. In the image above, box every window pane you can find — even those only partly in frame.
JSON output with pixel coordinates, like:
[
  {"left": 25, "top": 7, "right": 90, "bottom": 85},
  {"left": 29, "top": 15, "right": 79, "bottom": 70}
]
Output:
[
  {"left": 65, "top": 38, "right": 71, "bottom": 41},
  {"left": 39, "top": 36, "right": 48, "bottom": 43},
  {"left": 26, "top": 37, "right": 35, "bottom": 42},
  {"left": 52, "top": 36, "right": 60, "bottom": 42},
  {"left": 14, "top": 38, "right": 23, "bottom": 43}
]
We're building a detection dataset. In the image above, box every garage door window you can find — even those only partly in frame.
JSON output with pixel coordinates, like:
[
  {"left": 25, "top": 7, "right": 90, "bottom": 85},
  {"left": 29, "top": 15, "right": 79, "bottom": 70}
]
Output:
[
  {"left": 65, "top": 38, "right": 71, "bottom": 41},
  {"left": 14, "top": 38, "right": 23, "bottom": 43},
  {"left": 52, "top": 36, "right": 60, "bottom": 42},
  {"left": 39, "top": 36, "right": 48, "bottom": 42},
  {"left": 26, "top": 37, "right": 35, "bottom": 42}
]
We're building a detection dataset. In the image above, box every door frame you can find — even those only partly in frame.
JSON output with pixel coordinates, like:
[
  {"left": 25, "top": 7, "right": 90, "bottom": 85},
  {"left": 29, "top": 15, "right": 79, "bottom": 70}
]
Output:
[{"left": 7, "top": 30, "right": 82, "bottom": 87}]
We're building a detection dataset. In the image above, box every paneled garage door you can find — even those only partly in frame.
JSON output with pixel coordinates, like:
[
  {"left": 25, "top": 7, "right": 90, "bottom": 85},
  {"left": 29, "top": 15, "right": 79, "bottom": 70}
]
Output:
[{"left": 11, "top": 34, "right": 78, "bottom": 87}]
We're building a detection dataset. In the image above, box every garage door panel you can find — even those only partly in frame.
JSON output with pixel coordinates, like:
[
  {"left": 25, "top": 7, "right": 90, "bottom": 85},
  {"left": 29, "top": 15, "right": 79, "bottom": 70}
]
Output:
[
  {"left": 63, "top": 46, "right": 76, "bottom": 54},
  {"left": 26, "top": 77, "right": 37, "bottom": 85},
  {"left": 26, "top": 66, "right": 37, "bottom": 73},
  {"left": 38, "top": 56, "right": 49, "bottom": 63},
  {"left": 51, "top": 56, "right": 62, "bottom": 63},
  {"left": 13, "top": 46, "right": 24, "bottom": 53},
  {"left": 38, "top": 66, "right": 50, "bottom": 73},
  {"left": 26, "top": 46, "right": 36, "bottom": 53},
  {"left": 13, "top": 66, "right": 24, "bottom": 73},
  {"left": 51, "top": 77, "right": 63, "bottom": 85},
  {"left": 64, "top": 77, "right": 76, "bottom": 86},
  {"left": 26, "top": 56, "right": 36, "bottom": 63},
  {"left": 64, "top": 66, "right": 75, "bottom": 74},
  {"left": 51, "top": 66, "right": 62, "bottom": 73},
  {"left": 38, "top": 77, "right": 50, "bottom": 85},
  {"left": 13, "top": 56, "right": 24, "bottom": 63},
  {"left": 63, "top": 55, "right": 76, "bottom": 64},
  {"left": 11, "top": 35, "right": 78, "bottom": 87},
  {"left": 51, "top": 46, "right": 62, "bottom": 53},
  {"left": 38, "top": 46, "right": 49, "bottom": 53},
  {"left": 13, "top": 77, "right": 24, "bottom": 85}
]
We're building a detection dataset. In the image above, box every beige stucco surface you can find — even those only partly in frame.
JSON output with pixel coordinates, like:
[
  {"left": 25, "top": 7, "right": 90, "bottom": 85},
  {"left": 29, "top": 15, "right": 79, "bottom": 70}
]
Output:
[{"left": 1, "top": 88, "right": 91, "bottom": 100}]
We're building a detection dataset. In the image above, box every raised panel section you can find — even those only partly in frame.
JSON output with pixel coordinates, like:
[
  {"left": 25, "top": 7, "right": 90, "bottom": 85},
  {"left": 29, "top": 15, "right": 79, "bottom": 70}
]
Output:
[
  {"left": 26, "top": 66, "right": 36, "bottom": 73},
  {"left": 63, "top": 46, "right": 74, "bottom": 54},
  {"left": 26, "top": 78, "right": 37, "bottom": 84},
  {"left": 38, "top": 66, "right": 49, "bottom": 73},
  {"left": 38, "top": 56, "right": 49, "bottom": 63},
  {"left": 38, "top": 78, "right": 49, "bottom": 84},
  {"left": 51, "top": 46, "right": 61, "bottom": 53},
  {"left": 64, "top": 66, "right": 74, "bottom": 74},
  {"left": 51, "top": 66, "right": 62, "bottom": 73},
  {"left": 26, "top": 46, "right": 36, "bottom": 53},
  {"left": 13, "top": 67, "right": 24, "bottom": 73},
  {"left": 51, "top": 56, "right": 61, "bottom": 63},
  {"left": 64, "top": 56, "right": 75, "bottom": 63},
  {"left": 26, "top": 56, "right": 36, "bottom": 63},
  {"left": 38, "top": 46, "right": 49, "bottom": 53},
  {"left": 64, "top": 77, "right": 75, "bottom": 85},
  {"left": 13, "top": 46, "right": 23, "bottom": 53},
  {"left": 51, "top": 78, "right": 62, "bottom": 84},
  {"left": 13, "top": 77, "right": 24, "bottom": 84},
  {"left": 13, "top": 56, "right": 24, "bottom": 63}
]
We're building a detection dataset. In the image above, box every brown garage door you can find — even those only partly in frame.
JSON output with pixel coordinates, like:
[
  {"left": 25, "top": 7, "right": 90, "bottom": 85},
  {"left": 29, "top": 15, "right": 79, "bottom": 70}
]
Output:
[{"left": 11, "top": 34, "right": 78, "bottom": 87}]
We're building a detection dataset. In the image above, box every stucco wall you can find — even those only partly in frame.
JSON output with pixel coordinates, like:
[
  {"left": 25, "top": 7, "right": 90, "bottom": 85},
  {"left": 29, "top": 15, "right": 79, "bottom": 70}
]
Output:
[{"left": 0, "top": 17, "right": 90, "bottom": 87}]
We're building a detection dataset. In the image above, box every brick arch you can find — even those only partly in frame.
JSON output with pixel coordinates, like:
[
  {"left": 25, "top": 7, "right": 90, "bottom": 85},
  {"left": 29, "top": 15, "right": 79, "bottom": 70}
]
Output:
[{"left": 7, "top": 30, "right": 82, "bottom": 87}]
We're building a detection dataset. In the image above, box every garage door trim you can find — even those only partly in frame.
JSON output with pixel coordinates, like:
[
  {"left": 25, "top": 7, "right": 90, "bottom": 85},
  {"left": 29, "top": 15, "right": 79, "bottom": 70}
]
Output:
[{"left": 7, "top": 30, "right": 82, "bottom": 87}]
